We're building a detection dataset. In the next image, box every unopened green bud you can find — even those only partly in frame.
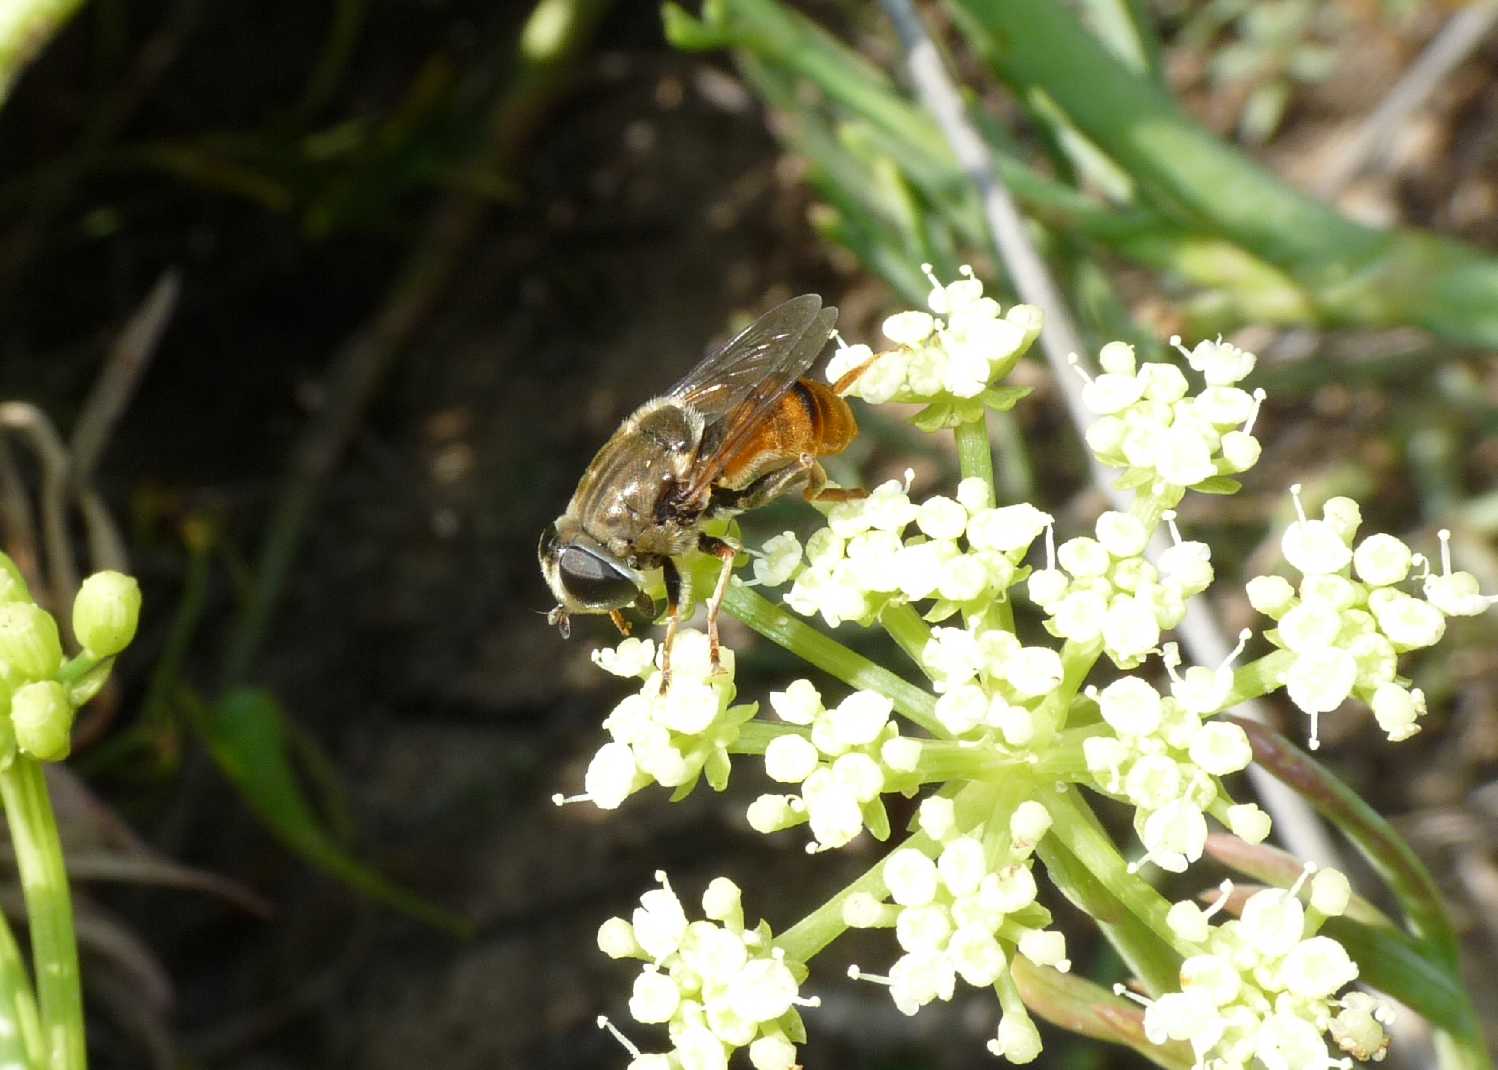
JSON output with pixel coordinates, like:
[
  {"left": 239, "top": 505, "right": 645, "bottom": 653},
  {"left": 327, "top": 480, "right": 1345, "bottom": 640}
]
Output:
[
  {"left": 10, "top": 680, "right": 74, "bottom": 761},
  {"left": 73, "top": 571, "right": 142, "bottom": 656},
  {"left": 0, "top": 553, "right": 29, "bottom": 605},
  {"left": 0, "top": 603, "right": 62, "bottom": 680}
]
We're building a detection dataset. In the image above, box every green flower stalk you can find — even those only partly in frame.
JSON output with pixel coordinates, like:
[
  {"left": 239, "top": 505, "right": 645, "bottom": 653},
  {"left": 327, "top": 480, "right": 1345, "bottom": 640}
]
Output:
[
  {"left": 0, "top": 553, "right": 143, "bottom": 1070},
  {"left": 557, "top": 272, "right": 1493, "bottom": 1069}
]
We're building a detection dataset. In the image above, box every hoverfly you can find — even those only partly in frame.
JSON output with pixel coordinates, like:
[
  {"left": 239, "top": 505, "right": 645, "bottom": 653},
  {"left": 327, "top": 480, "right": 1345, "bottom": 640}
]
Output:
[{"left": 539, "top": 294, "right": 872, "bottom": 684}]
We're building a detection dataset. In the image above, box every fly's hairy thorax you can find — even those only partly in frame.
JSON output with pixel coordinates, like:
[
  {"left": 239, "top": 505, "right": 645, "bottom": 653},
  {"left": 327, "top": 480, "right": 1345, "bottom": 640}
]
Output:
[{"left": 567, "top": 398, "right": 705, "bottom": 563}]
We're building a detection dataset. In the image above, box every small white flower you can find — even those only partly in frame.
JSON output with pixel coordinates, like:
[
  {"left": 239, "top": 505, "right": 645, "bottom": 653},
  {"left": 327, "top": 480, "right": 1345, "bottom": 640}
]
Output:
[
  {"left": 1282, "top": 485, "right": 1353, "bottom": 575},
  {"left": 885, "top": 848, "right": 940, "bottom": 907},
  {"left": 1352, "top": 532, "right": 1411, "bottom": 587},
  {"left": 764, "top": 735, "right": 818, "bottom": 783},
  {"left": 593, "top": 637, "right": 658, "bottom": 677},
  {"left": 752, "top": 532, "right": 803, "bottom": 587},
  {"left": 769, "top": 679, "right": 822, "bottom": 725},
  {"left": 883, "top": 310, "right": 935, "bottom": 346}
]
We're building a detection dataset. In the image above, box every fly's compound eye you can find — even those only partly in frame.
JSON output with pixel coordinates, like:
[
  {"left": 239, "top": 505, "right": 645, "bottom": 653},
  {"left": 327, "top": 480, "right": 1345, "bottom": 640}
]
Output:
[
  {"left": 558, "top": 547, "right": 639, "bottom": 610},
  {"left": 539, "top": 522, "right": 562, "bottom": 562}
]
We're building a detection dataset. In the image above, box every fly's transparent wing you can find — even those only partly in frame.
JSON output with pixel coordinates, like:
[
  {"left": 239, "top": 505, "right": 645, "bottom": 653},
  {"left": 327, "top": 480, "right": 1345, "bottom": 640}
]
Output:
[
  {"left": 667, "top": 294, "right": 825, "bottom": 419},
  {"left": 679, "top": 298, "right": 838, "bottom": 499}
]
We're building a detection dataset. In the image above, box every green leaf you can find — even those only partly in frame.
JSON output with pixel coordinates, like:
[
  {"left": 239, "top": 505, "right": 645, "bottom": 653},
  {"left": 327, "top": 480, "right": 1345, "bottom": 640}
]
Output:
[
  {"left": 201, "top": 688, "right": 472, "bottom": 935},
  {"left": 660, "top": 2, "right": 735, "bottom": 50},
  {"left": 1321, "top": 915, "right": 1473, "bottom": 1038},
  {"left": 704, "top": 747, "right": 731, "bottom": 791},
  {"left": 980, "top": 385, "right": 1033, "bottom": 411},
  {"left": 1191, "top": 475, "right": 1242, "bottom": 495},
  {"left": 1224, "top": 716, "right": 1458, "bottom": 963},
  {"left": 912, "top": 401, "right": 958, "bottom": 431}
]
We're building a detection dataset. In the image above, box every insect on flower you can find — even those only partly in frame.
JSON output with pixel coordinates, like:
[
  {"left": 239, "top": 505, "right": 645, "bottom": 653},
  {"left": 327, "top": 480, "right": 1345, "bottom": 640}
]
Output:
[{"left": 539, "top": 294, "right": 875, "bottom": 684}]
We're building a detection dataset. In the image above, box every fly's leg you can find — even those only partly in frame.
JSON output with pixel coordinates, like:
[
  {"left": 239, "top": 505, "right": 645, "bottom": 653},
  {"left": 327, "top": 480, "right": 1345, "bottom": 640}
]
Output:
[
  {"left": 830, "top": 350, "right": 886, "bottom": 396},
  {"left": 608, "top": 609, "right": 632, "bottom": 636},
  {"left": 658, "top": 557, "right": 683, "bottom": 693},
  {"left": 697, "top": 533, "right": 738, "bottom": 673},
  {"left": 799, "top": 459, "right": 867, "bottom": 504},
  {"left": 716, "top": 454, "right": 868, "bottom": 516}
]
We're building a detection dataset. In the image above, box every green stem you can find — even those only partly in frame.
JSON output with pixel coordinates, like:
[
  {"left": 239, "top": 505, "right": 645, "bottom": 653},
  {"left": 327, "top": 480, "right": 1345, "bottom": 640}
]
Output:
[
  {"left": 0, "top": 906, "right": 43, "bottom": 1068},
  {"left": 0, "top": 758, "right": 84, "bottom": 1070},
  {"left": 730, "top": 719, "right": 802, "bottom": 755},
  {"left": 877, "top": 603, "right": 933, "bottom": 676},
  {"left": 723, "top": 583, "right": 945, "bottom": 738},
  {"left": 1039, "top": 787, "right": 1181, "bottom": 993},
  {"left": 775, "top": 831, "right": 937, "bottom": 962},
  {"left": 1224, "top": 649, "right": 1293, "bottom": 708},
  {"left": 955, "top": 418, "right": 995, "bottom": 492}
]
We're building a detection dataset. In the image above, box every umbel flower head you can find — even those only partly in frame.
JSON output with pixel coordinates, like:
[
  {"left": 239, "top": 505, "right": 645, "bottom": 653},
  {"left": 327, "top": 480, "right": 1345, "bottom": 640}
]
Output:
[
  {"left": 558, "top": 274, "right": 1494, "bottom": 1068},
  {"left": 596, "top": 872, "right": 817, "bottom": 1070},
  {"left": 1122, "top": 864, "right": 1390, "bottom": 1070}
]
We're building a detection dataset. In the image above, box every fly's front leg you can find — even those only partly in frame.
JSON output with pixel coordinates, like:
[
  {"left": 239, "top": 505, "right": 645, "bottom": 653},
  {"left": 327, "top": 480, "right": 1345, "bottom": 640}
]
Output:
[
  {"left": 658, "top": 557, "right": 683, "bottom": 693},
  {"left": 697, "top": 533, "right": 738, "bottom": 673}
]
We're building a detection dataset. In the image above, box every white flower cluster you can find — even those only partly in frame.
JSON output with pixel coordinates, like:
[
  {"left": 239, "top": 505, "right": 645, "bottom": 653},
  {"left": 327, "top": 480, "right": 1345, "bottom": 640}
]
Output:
[
  {"left": 597, "top": 872, "right": 817, "bottom": 1070},
  {"left": 1249, "top": 490, "right": 1497, "bottom": 747},
  {"left": 747, "top": 679, "right": 921, "bottom": 851},
  {"left": 557, "top": 631, "right": 755, "bottom": 810},
  {"left": 1028, "top": 508, "right": 1213, "bottom": 669},
  {"left": 1125, "top": 866, "right": 1390, "bottom": 1070},
  {"left": 1082, "top": 665, "right": 1271, "bottom": 873},
  {"left": 823, "top": 265, "right": 1041, "bottom": 413},
  {"left": 772, "top": 475, "right": 1048, "bottom": 628},
  {"left": 920, "top": 620, "right": 1061, "bottom": 742},
  {"left": 1080, "top": 336, "right": 1264, "bottom": 492},
  {"left": 842, "top": 796, "right": 1064, "bottom": 1062}
]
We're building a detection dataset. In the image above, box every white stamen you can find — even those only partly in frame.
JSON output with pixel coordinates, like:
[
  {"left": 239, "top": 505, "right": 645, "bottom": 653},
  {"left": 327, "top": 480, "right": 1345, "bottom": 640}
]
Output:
[
  {"left": 596, "top": 1015, "right": 642, "bottom": 1058},
  {"left": 902, "top": 467, "right": 915, "bottom": 493},
  {"left": 920, "top": 262, "right": 942, "bottom": 289},
  {"left": 552, "top": 792, "right": 589, "bottom": 807},
  {"left": 1439, "top": 529, "right": 1453, "bottom": 576},
  {"left": 1243, "top": 387, "right": 1267, "bottom": 434},
  {"left": 1066, "top": 352, "right": 1093, "bottom": 384},
  {"left": 847, "top": 964, "right": 892, "bottom": 986},
  {"left": 1163, "top": 510, "right": 1183, "bottom": 547},
  {"left": 1044, "top": 520, "right": 1056, "bottom": 571},
  {"left": 1204, "top": 879, "right": 1234, "bottom": 921},
  {"left": 1112, "top": 982, "right": 1152, "bottom": 1008},
  {"left": 1289, "top": 860, "right": 1318, "bottom": 899},
  {"left": 1289, "top": 483, "right": 1308, "bottom": 524},
  {"left": 1222, "top": 628, "right": 1252, "bottom": 669},
  {"left": 1308, "top": 706, "right": 1321, "bottom": 750},
  {"left": 1410, "top": 552, "right": 1431, "bottom": 581}
]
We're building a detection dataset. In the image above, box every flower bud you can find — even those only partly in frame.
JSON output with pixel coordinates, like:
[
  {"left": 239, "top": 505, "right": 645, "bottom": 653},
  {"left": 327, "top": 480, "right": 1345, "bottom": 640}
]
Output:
[
  {"left": 0, "top": 554, "right": 30, "bottom": 605},
  {"left": 597, "top": 916, "right": 640, "bottom": 959},
  {"left": 1309, "top": 868, "right": 1351, "bottom": 917},
  {"left": 1246, "top": 574, "right": 1296, "bottom": 619},
  {"left": 73, "top": 570, "right": 142, "bottom": 657},
  {"left": 0, "top": 603, "right": 62, "bottom": 681},
  {"left": 10, "top": 680, "right": 74, "bottom": 761}
]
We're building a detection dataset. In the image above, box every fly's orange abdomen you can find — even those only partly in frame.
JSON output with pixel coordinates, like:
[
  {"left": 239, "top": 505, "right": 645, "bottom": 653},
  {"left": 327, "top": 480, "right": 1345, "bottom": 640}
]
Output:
[
  {"left": 797, "top": 378, "right": 858, "bottom": 456},
  {"left": 718, "top": 380, "right": 858, "bottom": 487}
]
